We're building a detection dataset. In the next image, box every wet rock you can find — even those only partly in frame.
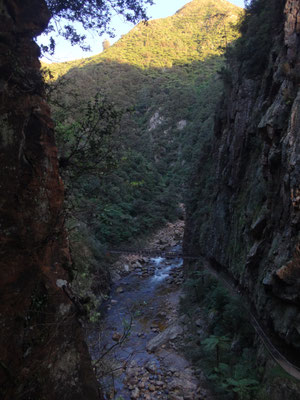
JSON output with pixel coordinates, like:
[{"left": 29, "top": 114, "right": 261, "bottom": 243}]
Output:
[
  {"left": 111, "top": 271, "right": 122, "bottom": 283},
  {"left": 124, "top": 264, "right": 130, "bottom": 273},
  {"left": 158, "top": 350, "right": 189, "bottom": 372},
  {"left": 134, "top": 261, "right": 143, "bottom": 269},
  {"left": 195, "top": 319, "right": 203, "bottom": 327},
  {"left": 145, "top": 362, "right": 157, "bottom": 374},
  {"left": 146, "top": 324, "right": 183, "bottom": 352},
  {"left": 169, "top": 394, "right": 184, "bottom": 400},
  {"left": 169, "top": 372, "right": 198, "bottom": 393},
  {"left": 158, "top": 311, "right": 167, "bottom": 318}
]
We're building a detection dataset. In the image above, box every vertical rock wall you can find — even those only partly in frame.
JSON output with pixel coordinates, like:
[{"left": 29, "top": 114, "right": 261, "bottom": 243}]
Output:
[
  {"left": 0, "top": 1, "right": 100, "bottom": 398},
  {"left": 184, "top": 0, "right": 300, "bottom": 355}
]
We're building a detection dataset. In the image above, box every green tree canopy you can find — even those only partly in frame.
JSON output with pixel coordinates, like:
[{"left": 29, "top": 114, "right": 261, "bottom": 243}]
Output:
[{"left": 42, "top": 0, "right": 154, "bottom": 53}]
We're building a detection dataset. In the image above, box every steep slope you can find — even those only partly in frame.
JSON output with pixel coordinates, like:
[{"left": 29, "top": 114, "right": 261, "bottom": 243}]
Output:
[
  {"left": 47, "top": 0, "right": 240, "bottom": 74},
  {"left": 184, "top": 0, "right": 300, "bottom": 385},
  {"left": 0, "top": 1, "right": 99, "bottom": 399},
  {"left": 45, "top": 0, "right": 242, "bottom": 242}
]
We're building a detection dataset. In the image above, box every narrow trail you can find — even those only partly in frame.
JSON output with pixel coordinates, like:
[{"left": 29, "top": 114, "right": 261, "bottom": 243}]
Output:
[{"left": 203, "top": 258, "right": 300, "bottom": 382}]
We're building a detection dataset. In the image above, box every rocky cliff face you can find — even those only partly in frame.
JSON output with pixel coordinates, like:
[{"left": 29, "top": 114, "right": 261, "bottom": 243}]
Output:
[
  {"left": 184, "top": 0, "right": 300, "bottom": 357},
  {"left": 0, "top": 1, "right": 100, "bottom": 398}
]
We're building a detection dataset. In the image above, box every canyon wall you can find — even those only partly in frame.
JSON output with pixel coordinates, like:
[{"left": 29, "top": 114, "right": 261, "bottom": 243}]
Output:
[
  {"left": 184, "top": 0, "right": 300, "bottom": 357},
  {"left": 0, "top": 1, "right": 100, "bottom": 398}
]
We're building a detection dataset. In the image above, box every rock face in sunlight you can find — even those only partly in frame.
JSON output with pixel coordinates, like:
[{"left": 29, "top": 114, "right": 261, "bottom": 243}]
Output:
[
  {"left": 0, "top": 1, "right": 99, "bottom": 399},
  {"left": 184, "top": 0, "right": 300, "bottom": 362}
]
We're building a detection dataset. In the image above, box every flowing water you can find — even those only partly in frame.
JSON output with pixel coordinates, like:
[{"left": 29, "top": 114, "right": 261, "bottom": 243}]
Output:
[{"left": 87, "top": 249, "right": 185, "bottom": 399}]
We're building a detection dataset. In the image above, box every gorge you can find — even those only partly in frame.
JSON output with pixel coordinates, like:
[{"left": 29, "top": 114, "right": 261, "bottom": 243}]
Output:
[{"left": 1, "top": 0, "right": 300, "bottom": 399}]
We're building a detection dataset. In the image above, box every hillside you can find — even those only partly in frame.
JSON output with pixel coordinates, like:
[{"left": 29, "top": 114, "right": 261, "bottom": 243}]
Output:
[
  {"left": 47, "top": 0, "right": 240, "bottom": 75},
  {"left": 45, "top": 0, "right": 241, "bottom": 245},
  {"left": 46, "top": 0, "right": 241, "bottom": 139}
]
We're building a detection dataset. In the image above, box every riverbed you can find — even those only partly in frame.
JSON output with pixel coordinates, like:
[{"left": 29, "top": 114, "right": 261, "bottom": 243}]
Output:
[{"left": 86, "top": 221, "right": 212, "bottom": 400}]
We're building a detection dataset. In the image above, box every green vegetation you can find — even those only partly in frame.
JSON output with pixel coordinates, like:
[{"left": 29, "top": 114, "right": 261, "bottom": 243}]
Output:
[
  {"left": 55, "top": 93, "right": 123, "bottom": 178},
  {"left": 45, "top": 0, "right": 241, "bottom": 242},
  {"left": 44, "top": 0, "right": 241, "bottom": 318},
  {"left": 181, "top": 269, "right": 262, "bottom": 399},
  {"left": 45, "top": 0, "right": 241, "bottom": 75}
]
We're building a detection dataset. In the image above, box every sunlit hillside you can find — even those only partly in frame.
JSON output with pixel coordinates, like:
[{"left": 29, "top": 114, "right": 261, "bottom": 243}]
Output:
[{"left": 45, "top": 0, "right": 241, "bottom": 77}]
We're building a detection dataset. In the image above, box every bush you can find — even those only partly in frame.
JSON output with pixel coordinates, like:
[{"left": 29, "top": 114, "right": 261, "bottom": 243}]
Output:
[{"left": 181, "top": 269, "right": 261, "bottom": 400}]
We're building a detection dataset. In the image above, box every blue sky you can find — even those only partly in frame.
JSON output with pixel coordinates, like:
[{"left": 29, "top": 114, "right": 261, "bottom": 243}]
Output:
[{"left": 39, "top": 0, "right": 245, "bottom": 63}]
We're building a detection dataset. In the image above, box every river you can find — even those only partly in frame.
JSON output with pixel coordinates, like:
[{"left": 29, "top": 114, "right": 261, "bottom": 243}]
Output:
[{"left": 86, "top": 240, "right": 207, "bottom": 400}]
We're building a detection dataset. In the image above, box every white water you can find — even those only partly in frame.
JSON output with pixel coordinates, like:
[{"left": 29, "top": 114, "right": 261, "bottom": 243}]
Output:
[
  {"left": 151, "top": 256, "right": 165, "bottom": 265},
  {"left": 151, "top": 256, "right": 183, "bottom": 283}
]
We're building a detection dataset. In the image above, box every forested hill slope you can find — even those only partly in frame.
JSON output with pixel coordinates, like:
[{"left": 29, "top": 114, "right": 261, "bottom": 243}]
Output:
[
  {"left": 45, "top": 0, "right": 241, "bottom": 248},
  {"left": 47, "top": 0, "right": 240, "bottom": 75}
]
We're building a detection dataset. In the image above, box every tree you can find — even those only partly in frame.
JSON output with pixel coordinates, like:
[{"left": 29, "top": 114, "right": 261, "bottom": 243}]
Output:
[
  {"left": 102, "top": 39, "right": 111, "bottom": 51},
  {"left": 41, "top": 0, "right": 154, "bottom": 53},
  {"left": 202, "top": 335, "right": 230, "bottom": 367},
  {"left": 55, "top": 92, "right": 124, "bottom": 180}
]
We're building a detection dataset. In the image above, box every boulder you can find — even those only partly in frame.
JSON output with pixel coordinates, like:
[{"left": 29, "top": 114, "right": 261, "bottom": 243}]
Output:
[{"left": 146, "top": 324, "right": 183, "bottom": 352}]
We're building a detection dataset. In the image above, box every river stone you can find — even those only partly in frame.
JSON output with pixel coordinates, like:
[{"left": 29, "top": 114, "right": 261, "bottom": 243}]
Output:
[
  {"left": 131, "top": 387, "right": 140, "bottom": 399},
  {"left": 169, "top": 395, "right": 184, "bottom": 400},
  {"left": 111, "top": 271, "right": 121, "bottom": 283},
  {"left": 145, "top": 361, "right": 157, "bottom": 374},
  {"left": 134, "top": 261, "right": 143, "bottom": 269},
  {"left": 158, "top": 349, "right": 189, "bottom": 372},
  {"left": 149, "top": 384, "right": 156, "bottom": 392},
  {"left": 169, "top": 372, "right": 198, "bottom": 393},
  {"left": 112, "top": 332, "right": 121, "bottom": 342},
  {"left": 146, "top": 324, "right": 183, "bottom": 352},
  {"left": 138, "top": 381, "right": 145, "bottom": 389},
  {"left": 195, "top": 318, "right": 203, "bottom": 327}
]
